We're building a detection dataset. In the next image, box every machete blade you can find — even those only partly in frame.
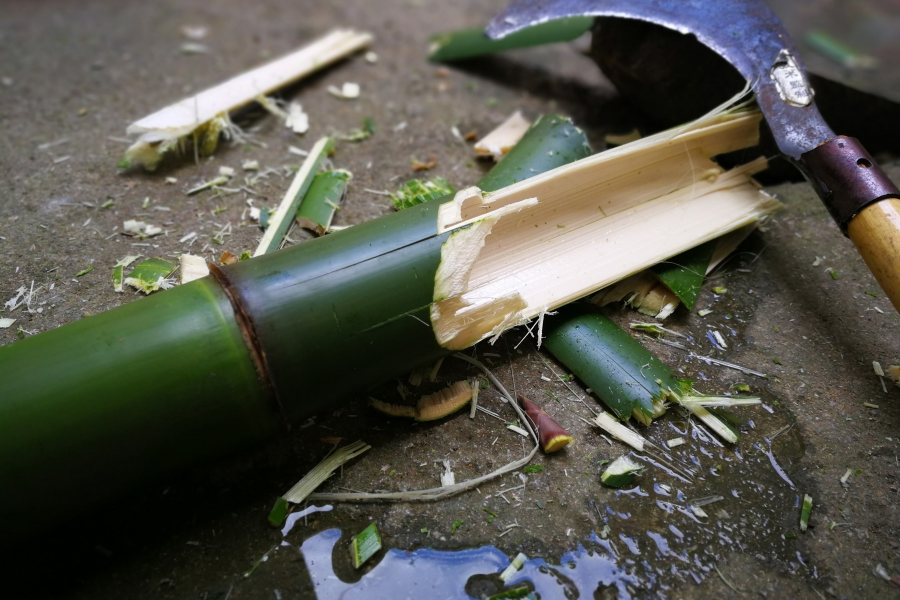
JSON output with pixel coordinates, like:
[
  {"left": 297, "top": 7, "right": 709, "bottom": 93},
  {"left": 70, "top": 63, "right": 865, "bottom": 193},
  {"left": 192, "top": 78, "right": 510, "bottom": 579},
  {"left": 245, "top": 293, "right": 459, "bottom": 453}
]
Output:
[{"left": 486, "top": 0, "right": 834, "bottom": 159}]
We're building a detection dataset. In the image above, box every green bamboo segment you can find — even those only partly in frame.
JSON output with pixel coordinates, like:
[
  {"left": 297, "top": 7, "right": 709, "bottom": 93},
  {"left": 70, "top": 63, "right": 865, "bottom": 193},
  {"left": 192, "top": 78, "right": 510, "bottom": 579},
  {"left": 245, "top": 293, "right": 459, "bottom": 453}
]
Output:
[
  {"left": 428, "top": 17, "right": 593, "bottom": 62},
  {"left": 296, "top": 170, "right": 351, "bottom": 236},
  {"left": 0, "top": 278, "right": 279, "bottom": 538},
  {"left": 254, "top": 137, "right": 334, "bottom": 256},
  {"left": 651, "top": 241, "right": 716, "bottom": 311},
  {"left": 223, "top": 199, "right": 452, "bottom": 423},
  {"left": 476, "top": 115, "right": 591, "bottom": 192},
  {"left": 543, "top": 304, "right": 678, "bottom": 420}
]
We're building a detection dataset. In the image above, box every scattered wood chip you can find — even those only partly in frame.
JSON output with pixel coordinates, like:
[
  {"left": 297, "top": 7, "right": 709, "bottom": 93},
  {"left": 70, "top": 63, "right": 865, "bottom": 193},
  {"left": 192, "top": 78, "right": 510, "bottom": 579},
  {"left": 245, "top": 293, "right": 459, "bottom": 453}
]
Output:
[
  {"left": 410, "top": 156, "right": 437, "bottom": 171},
  {"left": 328, "top": 82, "right": 360, "bottom": 99},
  {"left": 474, "top": 111, "right": 531, "bottom": 161},
  {"left": 285, "top": 102, "right": 310, "bottom": 134},
  {"left": 180, "top": 254, "right": 209, "bottom": 284}
]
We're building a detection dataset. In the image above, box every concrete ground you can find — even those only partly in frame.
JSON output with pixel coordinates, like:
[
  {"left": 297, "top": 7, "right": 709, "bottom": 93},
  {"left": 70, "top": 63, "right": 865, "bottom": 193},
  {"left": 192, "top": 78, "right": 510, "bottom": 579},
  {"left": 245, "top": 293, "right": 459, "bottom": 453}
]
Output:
[{"left": 2, "top": 1, "right": 900, "bottom": 599}]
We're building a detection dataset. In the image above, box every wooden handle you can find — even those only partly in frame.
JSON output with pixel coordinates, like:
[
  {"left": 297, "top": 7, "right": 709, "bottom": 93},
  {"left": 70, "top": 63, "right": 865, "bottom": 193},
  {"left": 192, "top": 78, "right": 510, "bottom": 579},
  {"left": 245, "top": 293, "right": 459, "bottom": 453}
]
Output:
[{"left": 847, "top": 197, "right": 900, "bottom": 312}]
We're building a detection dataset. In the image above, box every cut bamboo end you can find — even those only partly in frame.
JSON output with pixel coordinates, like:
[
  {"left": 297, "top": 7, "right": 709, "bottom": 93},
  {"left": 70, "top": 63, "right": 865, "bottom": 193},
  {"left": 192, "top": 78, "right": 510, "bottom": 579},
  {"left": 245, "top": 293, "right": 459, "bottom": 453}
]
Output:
[
  {"left": 517, "top": 394, "right": 574, "bottom": 453},
  {"left": 428, "top": 105, "right": 781, "bottom": 350}
]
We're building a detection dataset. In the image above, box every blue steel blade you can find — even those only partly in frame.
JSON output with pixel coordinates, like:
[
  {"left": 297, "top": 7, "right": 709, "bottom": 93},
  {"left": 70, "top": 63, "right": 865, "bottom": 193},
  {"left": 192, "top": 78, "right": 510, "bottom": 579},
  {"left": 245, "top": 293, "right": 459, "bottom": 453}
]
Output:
[{"left": 487, "top": 0, "right": 834, "bottom": 158}]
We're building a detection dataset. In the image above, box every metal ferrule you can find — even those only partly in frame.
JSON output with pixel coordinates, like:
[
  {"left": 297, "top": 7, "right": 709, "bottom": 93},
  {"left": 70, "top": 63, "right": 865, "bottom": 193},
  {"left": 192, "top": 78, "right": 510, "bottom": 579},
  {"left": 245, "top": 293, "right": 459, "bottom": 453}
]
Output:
[{"left": 799, "top": 136, "right": 900, "bottom": 233}]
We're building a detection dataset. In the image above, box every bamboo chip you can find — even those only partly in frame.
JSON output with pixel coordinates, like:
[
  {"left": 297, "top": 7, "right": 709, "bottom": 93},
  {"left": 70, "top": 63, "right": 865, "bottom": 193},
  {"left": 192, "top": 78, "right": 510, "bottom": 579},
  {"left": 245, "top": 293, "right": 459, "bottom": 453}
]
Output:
[
  {"left": 253, "top": 137, "right": 334, "bottom": 256},
  {"left": 122, "top": 29, "right": 372, "bottom": 170},
  {"left": 180, "top": 254, "right": 209, "bottom": 284},
  {"left": 428, "top": 17, "right": 592, "bottom": 62},
  {"left": 296, "top": 170, "right": 351, "bottom": 236},
  {"left": 474, "top": 111, "right": 531, "bottom": 161}
]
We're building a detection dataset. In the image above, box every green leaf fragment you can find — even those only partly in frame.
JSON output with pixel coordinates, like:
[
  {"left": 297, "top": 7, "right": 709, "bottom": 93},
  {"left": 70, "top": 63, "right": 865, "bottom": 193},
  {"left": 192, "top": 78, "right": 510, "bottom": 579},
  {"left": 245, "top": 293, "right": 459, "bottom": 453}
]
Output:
[
  {"left": 75, "top": 265, "right": 94, "bottom": 277},
  {"left": 828, "top": 269, "right": 839, "bottom": 280},
  {"left": 390, "top": 177, "right": 456, "bottom": 210},
  {"left": 451, "top": 519, "right": 464, "bottom": 535},
  {"left": 523, "top": 464, "right": 543, "bottom": 474},
  {"left": 712, "top": 286, "right": 728, "bottom": 294},
  {"left": 651, "top": 241, "right": 715, "bottom": 311},
  {"left": 267, "top": 497, "right": 289, "bottom": 527},
  {"left": 483, "top": 507, "right": 497, "bottom": 523},
  {"left": 350, "top": 522, "right": 382, "bottom": 569}
]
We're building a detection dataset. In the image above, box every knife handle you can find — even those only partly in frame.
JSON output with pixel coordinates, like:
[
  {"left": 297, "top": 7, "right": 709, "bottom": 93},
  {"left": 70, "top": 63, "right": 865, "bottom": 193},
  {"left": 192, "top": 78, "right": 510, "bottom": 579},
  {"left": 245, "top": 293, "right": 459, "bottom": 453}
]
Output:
[
  {"left": 847, "top": 198, "right": 900, "bottom": 312},
  {"left": 800, "top": 136, "right": 900, "bottom": 312}
]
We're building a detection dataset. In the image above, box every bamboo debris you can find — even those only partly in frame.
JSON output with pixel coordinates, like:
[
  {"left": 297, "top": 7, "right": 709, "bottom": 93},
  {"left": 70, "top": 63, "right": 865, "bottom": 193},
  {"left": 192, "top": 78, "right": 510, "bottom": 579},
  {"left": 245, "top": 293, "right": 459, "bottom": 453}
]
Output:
[
  {"left": 121, "top": 29, "right": 371, "bottom": 170},
  {"left": 282, "top": 440, "right": 371, "bottom": 504},
  {"left": 124, "top": 258, "right": 176, "bottom": 294},
  {"left": 296, "top": 170, "right": 351, "bottom": 236},
  {"left": 429, "top": 108, "right": 781, "bottom": 351},
  {"left": 254, "top": 137, "right": 334, "bottom": 256},
  {"left": 180, "top": 254, "right": 209, "bottom": 284},
  {"left": 370, "top": 381, "right": 473, "bottom": 421},
  {"left": 474, "top": 111, "right": 531, "bottom": 161},
  {"left": 592, "top": 225, "right": 758, "bottom": 318},
  {"left": 311, "top": 354, "right": 540, "bottom": 503}
]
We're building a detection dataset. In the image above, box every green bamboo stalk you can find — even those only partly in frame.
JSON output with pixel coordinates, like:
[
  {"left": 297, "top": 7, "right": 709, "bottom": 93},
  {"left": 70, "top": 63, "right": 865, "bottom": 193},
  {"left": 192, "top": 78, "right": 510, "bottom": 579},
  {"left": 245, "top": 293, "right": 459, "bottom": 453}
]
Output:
[
  {"left": 296, "top": 170, "right": 351, "bottom": 236},
  {"left": 428, "top": 17, "right": 593, "bottom": 62},
  {"left": 0, "top": 113, "right": 591, "bottom": 539},
  {"left": 543, "top": 304, "right": 676, "bottom": 421},
  {"left": 0, "top": 278, "right": 279, "bottom": 538}
]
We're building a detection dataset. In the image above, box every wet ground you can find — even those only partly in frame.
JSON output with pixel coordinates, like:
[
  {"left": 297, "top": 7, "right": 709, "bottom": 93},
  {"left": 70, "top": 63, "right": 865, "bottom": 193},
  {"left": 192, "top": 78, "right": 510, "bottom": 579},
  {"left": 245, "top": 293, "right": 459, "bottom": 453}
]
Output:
[{"left": 2, "top": 0, "right": 900, "bottom": 599}]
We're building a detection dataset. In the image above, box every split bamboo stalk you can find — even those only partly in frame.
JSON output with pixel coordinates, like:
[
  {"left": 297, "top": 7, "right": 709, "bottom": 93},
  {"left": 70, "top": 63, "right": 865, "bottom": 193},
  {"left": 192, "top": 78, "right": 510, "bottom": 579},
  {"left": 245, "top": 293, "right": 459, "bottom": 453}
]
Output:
[{"left": 0, "top": 105, "right": 777, "bottom": 538}]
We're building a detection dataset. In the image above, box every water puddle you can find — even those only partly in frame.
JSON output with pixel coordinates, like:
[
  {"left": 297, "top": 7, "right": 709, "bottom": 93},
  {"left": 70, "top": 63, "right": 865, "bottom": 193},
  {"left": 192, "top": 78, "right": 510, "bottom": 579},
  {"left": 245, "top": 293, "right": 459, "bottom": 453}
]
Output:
[{"left": 299, "top": 528, "right": 640, "bottom": 599}]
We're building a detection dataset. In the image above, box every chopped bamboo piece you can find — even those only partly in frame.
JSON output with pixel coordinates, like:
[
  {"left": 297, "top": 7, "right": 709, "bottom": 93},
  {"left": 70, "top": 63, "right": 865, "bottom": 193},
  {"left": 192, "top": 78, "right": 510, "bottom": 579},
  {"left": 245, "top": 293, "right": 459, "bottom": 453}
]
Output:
[
  {"left": 601, "top": 455, "right": 644, "bottom": 488},
  {"left": 296, "top": 170, "right": 351, "bottom": 236},
  {"left": 544, "top": 305, "right": 676, "bottom": 421},
  {"left": 121, "top": 29, "right": 371, "bottom": 170},
  {"left": 370, "top": 380, "right": 473, "bottom": 422},
  {"left": 666, "top": 437, "right": 685, "bottom": 448},
  {"left": 593, "top": 412, "right": 646, "bottom": 452},
  {"left": 474, "top": 111, "right": 531, "bottom": 161},
  {"left": 253, "top": 137, "right": 334, "bottom": 256},
  {"left": 282, "top": 440, "right": 370, "bottom": 504},
  {"left": 429, "top": 18, "right": 592, "bottom": 62},
  {"left": 179, "top": 254, "right": 209, "bottom": 284},
  {"left": 350, "top": 522, "right": 382, "bottom": 568},
  {"left": 517, "top": 394, "right": 574, "bottom": 452},
  {"left": 800, "top": 494, "right": 813, "bottom": 531},
  {"left": 111, "top": 255, "right": 141, "bottom": 293},
  {"left": 498, "top": 552, "right": 529, "bottom": 583},
  {"left": 124, "top": 258, "right": 176, "bottom": 294}
]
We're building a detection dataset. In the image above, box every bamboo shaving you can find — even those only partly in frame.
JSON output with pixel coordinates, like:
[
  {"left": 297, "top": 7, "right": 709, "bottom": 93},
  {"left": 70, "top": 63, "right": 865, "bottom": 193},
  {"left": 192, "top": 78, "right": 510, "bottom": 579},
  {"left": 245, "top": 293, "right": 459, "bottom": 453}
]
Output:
[
  {"left": 474, "top": 111, "right": 531, "bottom": 161},
  {"left": 594, "top": 412, "right": 646, "bottom": 452},
  {"left": 430, "top": 92, "right": 781, "bottom": 349},
  {"left": 283, "top": 440, "right": 371, "bottom": 504},
  {"left": 122, "top": 29, "right": 371, "bottom": 169},
  {"left": 309, "top": 354, "right": 539, "bottom": 503}
]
